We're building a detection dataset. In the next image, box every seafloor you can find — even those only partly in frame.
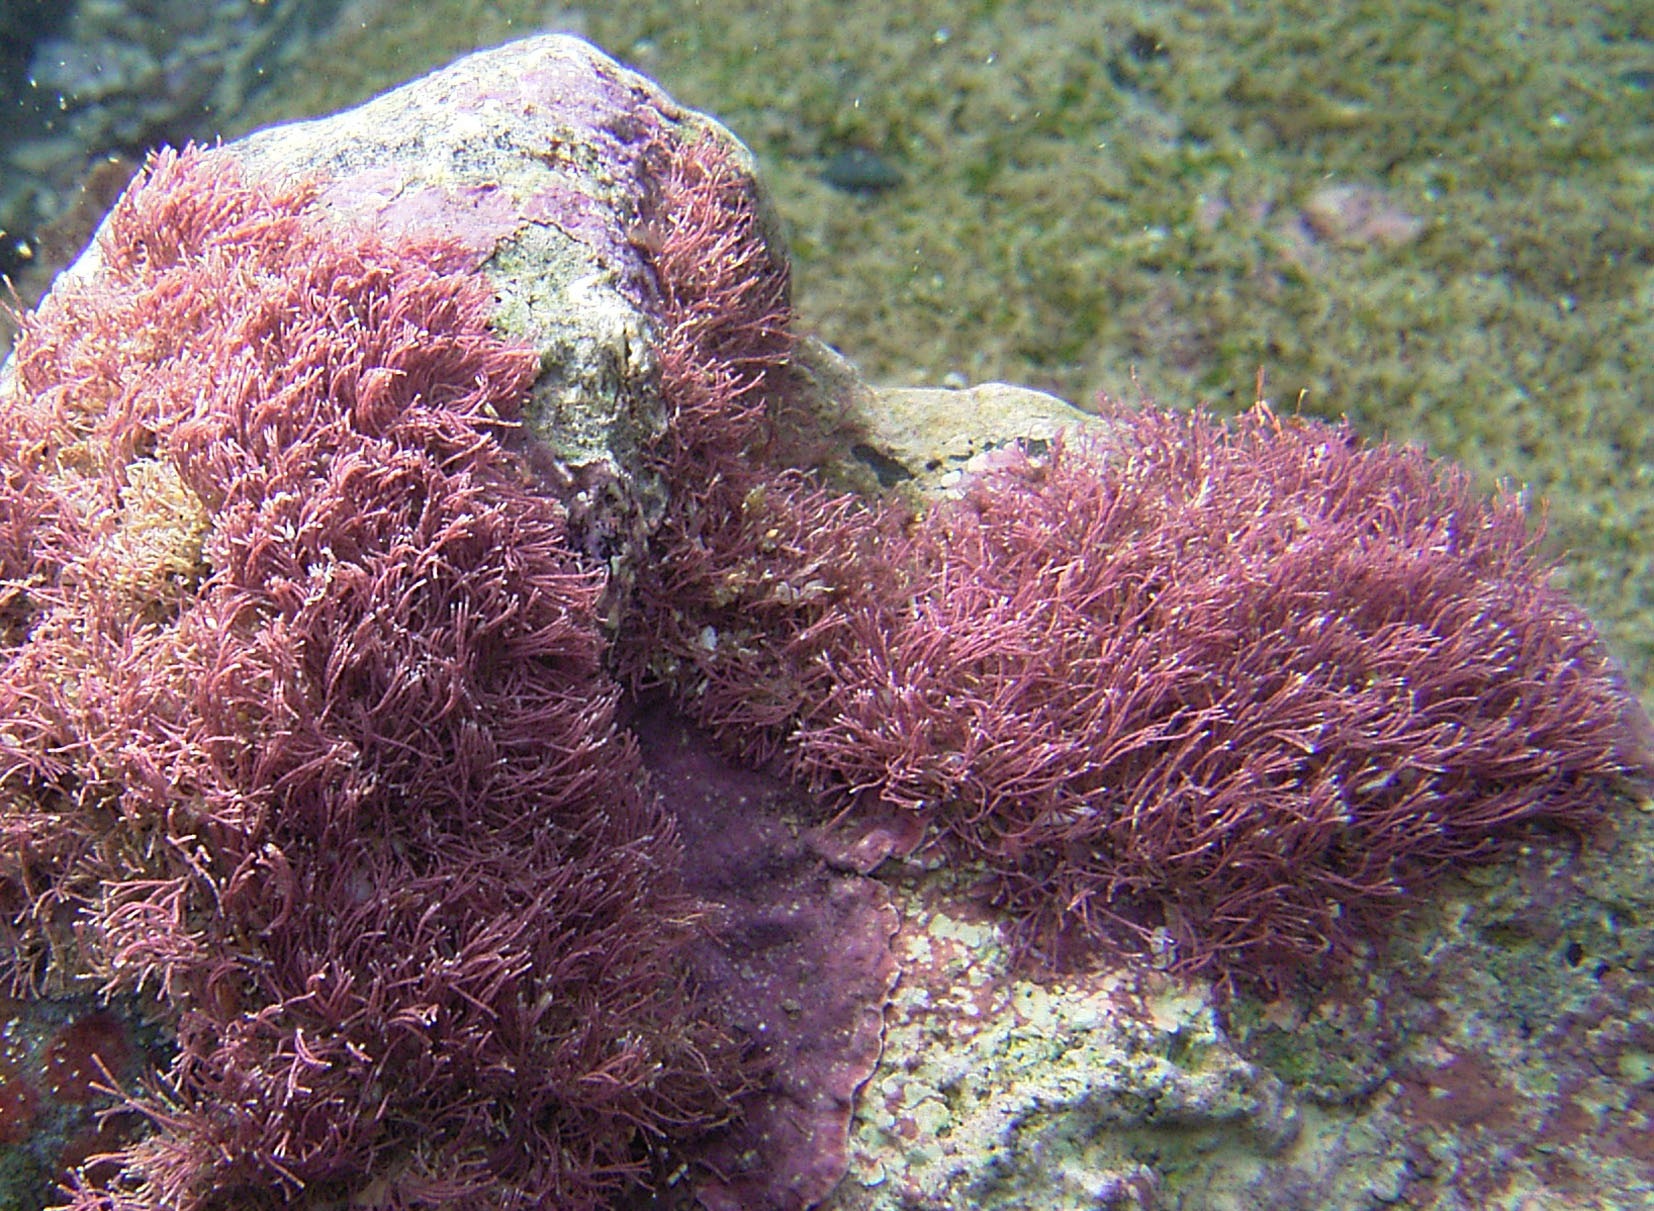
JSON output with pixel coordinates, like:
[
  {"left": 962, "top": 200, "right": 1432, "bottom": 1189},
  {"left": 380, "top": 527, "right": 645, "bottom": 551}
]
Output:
[{"left": 225, "top": 0, "right": 1654, "bottom": 699}]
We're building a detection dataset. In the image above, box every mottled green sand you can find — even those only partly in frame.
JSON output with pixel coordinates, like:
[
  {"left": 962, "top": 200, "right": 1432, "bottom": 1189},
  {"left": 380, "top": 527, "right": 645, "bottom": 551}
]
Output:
[{"left": 244, "top": 0, "right": 1654, "bottom": 695}]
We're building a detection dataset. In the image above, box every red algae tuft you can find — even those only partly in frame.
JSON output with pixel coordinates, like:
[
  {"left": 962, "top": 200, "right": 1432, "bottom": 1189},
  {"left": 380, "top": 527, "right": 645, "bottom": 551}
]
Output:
[
  {"left": 0, "top": 144, "right": 750, "bottom": 1211},
  {"left": 635, "top": 386, "right": 1651, "bottom": 989}
]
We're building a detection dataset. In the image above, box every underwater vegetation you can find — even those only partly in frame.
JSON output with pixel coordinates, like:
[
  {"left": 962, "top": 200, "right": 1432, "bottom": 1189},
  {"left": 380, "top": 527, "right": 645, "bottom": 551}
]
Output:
[
  {"left": 0, "top": 146, "right": 747, "bottom": 1209},
  {"left": 642, "top": 400, "right": 1651, "bottom": 981},
  {"left": 0, "top": 35, "right": 1645, "bottom": 1210}
]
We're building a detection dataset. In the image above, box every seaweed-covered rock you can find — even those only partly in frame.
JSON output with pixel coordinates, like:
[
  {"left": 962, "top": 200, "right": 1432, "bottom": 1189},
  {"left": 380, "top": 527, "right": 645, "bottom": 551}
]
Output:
[
  {"left": 2, "top": 30, "right": 1651, "bottom": 1211},
  {"left": 0, "top": 35, "right": 793, "bottom": 1211},
  {"left": 33, "top": 33, "right": 785, "bottom": 618}
]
